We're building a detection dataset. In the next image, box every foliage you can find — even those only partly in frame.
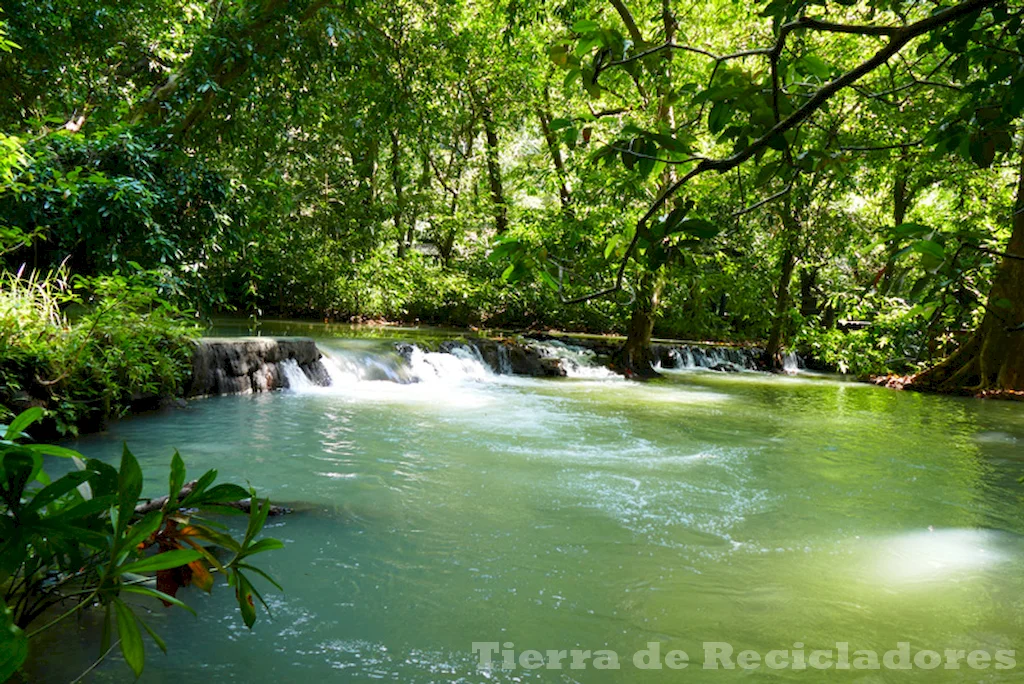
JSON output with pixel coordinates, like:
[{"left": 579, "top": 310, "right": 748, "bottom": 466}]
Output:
[
  {"left": 0, "top": 408, "right": 281, "bottom": 680},
  {"left": 1, "top": 0, "right": 1023, "bottom": 382},
  {"left": 1, "top": 127, "right": 232, "bottom": 285},
  {"left": 796, "top": 301, "right": 930, "bottom": 376},
  {"left": 0, "top": 268, "right": 199, "bottom": 434}
]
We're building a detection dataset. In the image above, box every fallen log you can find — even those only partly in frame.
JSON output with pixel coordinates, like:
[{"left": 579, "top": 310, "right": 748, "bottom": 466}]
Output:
[{"left": 135, "top": 480, "right": 292, "bottom": 516}]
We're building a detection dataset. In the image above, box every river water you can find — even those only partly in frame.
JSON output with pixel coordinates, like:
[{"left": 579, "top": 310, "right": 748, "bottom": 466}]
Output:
[{"left": 25, "top": 327, "right": 1024, "bottom": 682}]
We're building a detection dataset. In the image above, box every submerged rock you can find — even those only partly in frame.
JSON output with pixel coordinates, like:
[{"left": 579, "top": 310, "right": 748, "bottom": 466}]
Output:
[{"left": 188, "top": 337, "right": 329, "bottom": 397}]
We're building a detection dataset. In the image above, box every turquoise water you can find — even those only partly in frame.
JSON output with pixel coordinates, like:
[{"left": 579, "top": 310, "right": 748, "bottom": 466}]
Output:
[{"left": 24, "top": 332, "right": 1024, "bottom": 682}]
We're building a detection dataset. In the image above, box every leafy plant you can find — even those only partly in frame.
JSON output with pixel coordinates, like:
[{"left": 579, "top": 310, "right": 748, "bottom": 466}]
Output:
[
  {"left": 0, "top": 408, "right": 282, "bottom": 680},
  {"left": 0, "top": 267, "right": 200, "bottom": 434}
]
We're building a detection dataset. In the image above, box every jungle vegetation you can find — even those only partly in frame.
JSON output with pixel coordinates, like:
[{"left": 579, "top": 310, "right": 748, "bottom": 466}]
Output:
[{"left": 1, "top": 0, "right": 1023, "bottom": 395}]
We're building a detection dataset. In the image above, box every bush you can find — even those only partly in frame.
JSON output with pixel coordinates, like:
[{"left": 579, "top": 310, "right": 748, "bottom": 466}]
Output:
[
  {"left": 0, "top": 268, "right": 200, "bottom": 435},
  {"left": 796, "top": 301, "right": 927, "bottom": 377}
]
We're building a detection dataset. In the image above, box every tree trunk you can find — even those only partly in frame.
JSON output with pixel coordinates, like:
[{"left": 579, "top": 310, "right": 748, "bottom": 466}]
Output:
[
  {"left": 799, "top": 267, "right": 819, "bottom": 317},
  {"left": 390, "top": 130, "right": 405, "bottom": 258},
  {"left": 764, "top": 197, "right": 800, "bottom": 370},
  {"left": 405, "top": 147, "right": 431, "bottom": 254},
  {"left": 881, "top": 163, "right": 911, "bottom": 291},
  {"left": 910, "top": 142, "right": 1024, "bottom": 394},
  {"left": 614, "top": 0, "right": 675, "bottom": 379},
  {"left": 536, "top": 86, "right": 573, "bottom": 215},
  {"left": 480, "top": 98, "right": 508, "bottom": 235},
  {"left": 355, "top": 135, "right": 379, "bottom": 210},
  {"left": 439, "top": 132, "right": 472, "bottom": 268},
  {"left": 613, "top": 271, "right": 662, "bottom": 378}
]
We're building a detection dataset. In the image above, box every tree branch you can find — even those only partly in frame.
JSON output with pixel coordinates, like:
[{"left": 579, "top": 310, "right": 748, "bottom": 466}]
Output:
[
  {"left": 568, "top": 0, "right": 1000, "bottom": 304},
  {"left": 733, "top": 183, "right": 794, "bottom": 217},
  {"left": 609, "top": 0, "right": 645, "bottom": 45}
]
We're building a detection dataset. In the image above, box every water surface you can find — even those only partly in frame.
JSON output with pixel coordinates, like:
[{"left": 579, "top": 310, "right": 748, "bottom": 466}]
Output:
[{"left": 27, "top": 332, "right": 1024, "bottom": 682}]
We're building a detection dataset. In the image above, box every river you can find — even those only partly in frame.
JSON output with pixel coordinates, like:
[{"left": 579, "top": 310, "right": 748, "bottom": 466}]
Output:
[{"left": 25, "top": 326, "right": 1024, "bottom": 682}]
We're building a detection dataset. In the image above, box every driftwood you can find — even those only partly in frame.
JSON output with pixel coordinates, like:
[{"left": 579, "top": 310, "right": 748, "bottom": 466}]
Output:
[{"left": 135, "top": 480, "right": 292, "bottom": 516}]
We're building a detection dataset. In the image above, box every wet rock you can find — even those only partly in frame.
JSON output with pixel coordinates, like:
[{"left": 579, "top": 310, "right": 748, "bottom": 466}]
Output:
[
  {"left": 395, "top": 342, "right": 416, "bottom": 363},
  {"left": 188, "top": 337, "right": 329, "bottom": 397},
  {"left": 652, "top": 344, "right": 677, "bottom": 368},
  {"left": 466, "top": 338, "right": 571, "bottom": 377}
]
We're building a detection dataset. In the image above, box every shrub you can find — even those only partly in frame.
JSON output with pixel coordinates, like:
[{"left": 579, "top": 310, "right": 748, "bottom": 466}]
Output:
[
  {"left": 0, "top": 268, "right": 200, "bottom": 435},
  {"left": 0, "top": 408, "right": 281, "bottom": 681}
]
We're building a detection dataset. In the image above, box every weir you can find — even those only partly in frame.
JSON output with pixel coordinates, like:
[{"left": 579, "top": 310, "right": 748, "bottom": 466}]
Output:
[
  {"left": 188, "top": 337, "right": 331, "bottom": 396},
  {"left": 190, "top": 335, "right": 792, "bottom": 396}
]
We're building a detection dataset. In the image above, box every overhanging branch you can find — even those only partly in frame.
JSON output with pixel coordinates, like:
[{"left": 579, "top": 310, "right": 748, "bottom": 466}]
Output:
[{"left": 563, "top": 0, "right": 1000, "bottom": 305}]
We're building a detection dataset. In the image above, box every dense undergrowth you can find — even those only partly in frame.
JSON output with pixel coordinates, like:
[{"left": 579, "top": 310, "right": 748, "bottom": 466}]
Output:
[{"left": 0, "top": 269, "right": 199, "bottom": 436}]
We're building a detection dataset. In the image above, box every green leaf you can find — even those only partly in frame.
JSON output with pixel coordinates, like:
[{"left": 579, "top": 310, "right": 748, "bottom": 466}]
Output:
[
  {"left": 194, "top": 483, "right": 250, "bottom": 505},
  {"left": 548, "top": 43, "right": 570, "bottom": 68},
  {"left": 234, "top": 572, "right": 258, "bottom": 628},
  {"left": 911, "top": 239, "right": 945, "bottom": 260},
  {"left": 549, "top": 117, "right": 573, "bottom": 132},
  {"left": 114, "top": 598, "right": 145, "bottom": 678},
  {"left": 244, "top": 537, "right": 285, "bottom": 557},
  {"left": 1, "top": 449, "right": 39, "bottom": 505},
  {"left": 572, "top": 19, "right": 600, "bottom": 33},
  {"left": 0, "top": 598, "right": 27, "bottom": 683},
  {"left": 22, "top": 443, "right": 85, "bottom": 459},
  {"left": 117, "top": 444, "right": 143, "bottom": 537},
  {"left": 169, "top": 451, "right": 185, "bottom": 508},
  {"left": 26, "top": 470, "right": 94, "bottom": 512},
  {"left": 4, "top": 408, "right": 43, "bottom": 441},
  {"left": 122, "top": 511, "right": 164, "bottom": 553},
  {"left": 116, "top": 549, "right": 203, "bottom": 575},
  {"left": 969, "top": 133, "right": 996, "bottom": 168},
  {"left": 538, "top": 270, "right": 560, "bottom": 291},
  {"left": 137, "top": 617, "right": 167, "bottom": 654},
  {"left": 101, "top": 603, "right": 113, "bottom": 655},
  {"left": 755, "top": 162, "right": 781, "bottom": 186},
  {"left": 236, "top": 563, "right": 284, "bottom": 592},
  {"left": 893, "top": 222, "right": 930, "bottom": 238},
  {"left": 121, "top": 586, "right": 198, "bottom": 616},
  {"left": 797, "top": 55, "right": 831, "bottom": 79},
  {"left": 675, "top": 218, "right": 720, "bottom": 240},
  {"left": 708, "top": 101, "right": 733, "bottom": 135},
  {"left": 489, "top": 239, "right": 522, "bottom": 263},
  {"left": 647, "top": 132, "right": 690, "bottom": 155},
  {"left": 604, "top": 234, "right": 623, "bottom": 259},
  {"left": 244, "top": 496, "right": 272, "bottom": 546},
  {"left": 178, "top": 468, "right": 217, "bottom": 508}
]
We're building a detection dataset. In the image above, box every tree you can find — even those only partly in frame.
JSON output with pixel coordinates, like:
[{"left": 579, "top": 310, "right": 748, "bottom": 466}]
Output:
[{"left": 540, "top": 0, "right": 1011, "bottom": 376}]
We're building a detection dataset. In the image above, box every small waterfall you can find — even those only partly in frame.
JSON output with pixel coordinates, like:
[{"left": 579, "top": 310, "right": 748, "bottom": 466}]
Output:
[
  {"left": 660, "top": 344, "right": 760, "bottom": 372},
  {"left": 495, "top": 344, "right": 513, "bottom": 375},
  {"left": 670, "top": 348, "right": 695, "bottom": 369},
  {"left": 408, "top": 344, "right": 493, "bottom": 382},
  {"left": 527, "top": 339, "right": 619, "bottom": 379},
  {"left": 280, "top": 359, "right": 319, "bottom": 391},
  {"left": 782, "top": 351, "right": 803, "bottom": 374},
  {"left": 320, "top": 349, "right": 412, "bottom": 385}
]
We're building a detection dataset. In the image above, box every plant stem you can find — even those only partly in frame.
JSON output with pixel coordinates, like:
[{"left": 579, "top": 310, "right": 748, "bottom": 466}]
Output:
[{"left": 25, "top": 587, "right": 99, "bottom": 639}]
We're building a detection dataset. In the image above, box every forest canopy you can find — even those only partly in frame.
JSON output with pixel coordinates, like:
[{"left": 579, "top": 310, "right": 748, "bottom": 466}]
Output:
[{"left": 1, "top": 0, "right": 1023, "bottom": 391}]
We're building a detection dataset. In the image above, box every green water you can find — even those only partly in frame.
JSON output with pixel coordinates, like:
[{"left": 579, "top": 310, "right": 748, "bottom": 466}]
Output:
[{"left": 25, "top": 332, "right": 1024, "bottom": 682}]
